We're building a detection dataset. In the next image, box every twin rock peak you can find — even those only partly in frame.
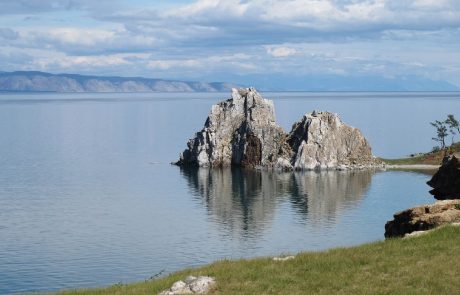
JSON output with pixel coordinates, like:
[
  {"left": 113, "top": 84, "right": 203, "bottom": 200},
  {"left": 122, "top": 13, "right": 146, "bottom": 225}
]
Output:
[{"left": 175, "top": 87, "right": 379, "bottom": 170}]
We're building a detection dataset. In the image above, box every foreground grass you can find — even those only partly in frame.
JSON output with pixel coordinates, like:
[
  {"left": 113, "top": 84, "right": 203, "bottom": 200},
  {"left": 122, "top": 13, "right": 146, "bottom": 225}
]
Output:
[
  {"left": 51, "top": 225, "right": 460, "bottom": 295},
  {"left": 381, "top": 142, "right": 460, "bottom": 165}
]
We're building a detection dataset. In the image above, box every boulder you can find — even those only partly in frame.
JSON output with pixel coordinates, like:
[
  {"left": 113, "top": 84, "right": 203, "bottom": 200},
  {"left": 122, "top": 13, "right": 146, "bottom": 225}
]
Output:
[
  {"left": 159, "top": 276, "right": 216, "bottom": 295},
  {"left": 176, "top": 88, "right": 379, "bottom": 170},
  {"left": 427, "top": 155, "right": 460, "bottom": 200},
  {"left": 176, "top": 87, "right": 292, "bottom": 169},
  {"left": 384, "top": 199, "right": 460, "bottom": 238},
  {"left": 273, "top": 255, "right": 295, "bottom": 261},
  {"left": 288, "top": 111, "right": 377, "bottom": 170}
]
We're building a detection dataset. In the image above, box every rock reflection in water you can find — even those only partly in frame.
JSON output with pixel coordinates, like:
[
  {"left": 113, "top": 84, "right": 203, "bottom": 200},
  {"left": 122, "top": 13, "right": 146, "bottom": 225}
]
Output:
[
  {"left": 290, "top": 171, "right": 373, "bottom": 224},
  {"left": 180, "top": 167, "right": 373, "bottom": 235},
  {"left": 180, "top": 167, "right": 288, "bottom": 236}
]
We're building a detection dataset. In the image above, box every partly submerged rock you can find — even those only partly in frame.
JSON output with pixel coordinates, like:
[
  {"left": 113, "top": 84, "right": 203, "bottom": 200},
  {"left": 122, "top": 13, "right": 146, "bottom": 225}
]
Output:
[
  {"left": 427, "top": 155, "right": 460, "bottom": 200},
  {"left": 384, "top": 199, "right": 460, "bottom": 238},
  {"left": 288, "top": 111, "right": 377, "bottom": 170},
  {"left": 176, "top": 87, "right": 292, "bottom": 169},
  {"left": 159, "top": 276, "right": 216, "bottom": 295},
  {"left": 176, "top": 88, "right": 379, "bottom": 170}
]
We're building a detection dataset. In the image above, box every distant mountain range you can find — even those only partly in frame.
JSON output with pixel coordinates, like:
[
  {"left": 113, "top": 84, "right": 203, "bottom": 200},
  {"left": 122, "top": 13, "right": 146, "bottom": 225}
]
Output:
[
  {"left": 0, "top": 71, "right": 237, "bottom": 92},
  {"left": 0, "top": 71, "right": 458, "bottom": 92},
  {"left": 211, "top": 73, "right": 460, "bottom": 92}
]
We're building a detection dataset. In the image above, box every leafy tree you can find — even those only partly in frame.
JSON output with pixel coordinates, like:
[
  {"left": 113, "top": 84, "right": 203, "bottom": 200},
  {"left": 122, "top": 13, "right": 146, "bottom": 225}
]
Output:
[
  {"left": 430, "top": 120, "right": 448, "bottom": 150},
  {"left": 445, "top": 114, "right": 459, "bottom": 144}
]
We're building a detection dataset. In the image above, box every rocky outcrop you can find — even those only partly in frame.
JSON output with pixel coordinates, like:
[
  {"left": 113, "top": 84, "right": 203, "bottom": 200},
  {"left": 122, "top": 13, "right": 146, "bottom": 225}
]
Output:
[
  {"left": 288, "top": 111, "right": 376, "bottom": 170},
  {"left": 176, "top": 88, "right": 292, "bottom": 169},
  {"left": 176, "top": 88, "right": 379, "bottom": 170},
  {"left": 427, "top": 155, "right": 460, "bottom": 200},
  {"left": 159, "top": 276, "right": 216, "bottom": 295},
  {"left": 384, "top": 200, "right": 460, "bottom": 238}
]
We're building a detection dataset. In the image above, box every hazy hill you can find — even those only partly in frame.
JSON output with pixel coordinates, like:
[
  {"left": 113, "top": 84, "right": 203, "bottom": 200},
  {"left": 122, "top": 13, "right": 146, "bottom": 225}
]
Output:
[
  {"left": 0, "top": 71, "right": 237, "bottom": 92},
  {"left": 214, "top": 73, "right": 460, "bottom": 91},
  {"left": 0, "top": 71, "right": 458, "bottom": 92}
]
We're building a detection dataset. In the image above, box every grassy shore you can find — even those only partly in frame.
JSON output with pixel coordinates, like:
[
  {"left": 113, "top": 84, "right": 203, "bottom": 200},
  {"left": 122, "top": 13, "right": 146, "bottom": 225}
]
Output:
[
  {"left": 380, "top": 142, "right": 460, "bottom": 166},
  {"left": 51, "top": 225, "right": 460, "bottom": 295}
]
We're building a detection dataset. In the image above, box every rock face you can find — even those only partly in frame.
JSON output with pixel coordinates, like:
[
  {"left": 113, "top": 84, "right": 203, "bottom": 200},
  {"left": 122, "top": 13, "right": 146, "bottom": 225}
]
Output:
[
  {"left": 177, "top": 88, "right": 292, "bottom": 169},
  {"left": 159, "top": 276, "right": 216, "bottom": 295},
  {"left": 176, "top": 88, "right": 378, "bottom": 170},
  {"left": 427, "top": 155, "right": 460, "bottom": 200},
  {"left": 288, "top": 111, "right": 376, "bottom": 170},
  {"left": 384, "top": 200, "right": 460, "bottom": 238}
]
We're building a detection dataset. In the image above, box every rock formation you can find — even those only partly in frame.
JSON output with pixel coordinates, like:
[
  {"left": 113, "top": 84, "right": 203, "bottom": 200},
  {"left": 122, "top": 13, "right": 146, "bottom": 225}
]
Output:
[
  {"left": 384, "top": 199, "right": 460, "bottom": 238},
  {"left": 176, "top": 88, "right": 292, "bottom": 169},
  {"left": 427, "top": 155, "right": 460, "bottom": 200},
  {"left": 288, "top": 111, "right": 376, "bottom": 170},
  {"left": 176, "top": 88, "right": 379, "bottom": 170}
]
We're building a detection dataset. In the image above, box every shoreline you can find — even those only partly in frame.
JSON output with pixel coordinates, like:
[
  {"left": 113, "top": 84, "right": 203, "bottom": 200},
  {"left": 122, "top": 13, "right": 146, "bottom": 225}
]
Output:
[
  {"left": 384, "top": 164, "right": 440, "bottom": 170},
  {"left": 48, "top": 225, "right": 460, "bottom": 295}
]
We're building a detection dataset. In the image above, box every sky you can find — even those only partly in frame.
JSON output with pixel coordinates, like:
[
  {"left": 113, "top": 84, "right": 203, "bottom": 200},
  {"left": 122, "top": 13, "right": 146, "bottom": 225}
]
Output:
[{"left": 1, "top": 0, "right": 460, "bottom": 87}]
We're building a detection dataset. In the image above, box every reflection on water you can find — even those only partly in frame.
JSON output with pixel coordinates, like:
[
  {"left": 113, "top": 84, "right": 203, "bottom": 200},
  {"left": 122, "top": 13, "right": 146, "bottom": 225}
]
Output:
[
  {"left": 180, "top": 167, "right": 373, "bottom": 235},
  {"left": 291, "top": 171, "right": 373, "bottom": 224}
]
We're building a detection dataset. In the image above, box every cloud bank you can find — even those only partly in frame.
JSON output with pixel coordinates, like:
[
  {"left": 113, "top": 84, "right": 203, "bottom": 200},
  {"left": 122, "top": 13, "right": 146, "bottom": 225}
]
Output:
[{"left": 0, "top": 0, "right": 459, "bottom": 87}]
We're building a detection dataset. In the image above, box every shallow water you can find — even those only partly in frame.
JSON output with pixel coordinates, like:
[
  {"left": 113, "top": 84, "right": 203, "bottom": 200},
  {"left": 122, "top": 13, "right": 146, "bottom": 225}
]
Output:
[{"left": 0, "top": 92, "right": 457, "bottom": 294}]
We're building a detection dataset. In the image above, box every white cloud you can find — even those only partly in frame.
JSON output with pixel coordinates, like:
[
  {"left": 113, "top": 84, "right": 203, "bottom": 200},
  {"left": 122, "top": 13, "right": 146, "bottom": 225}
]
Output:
[
  {"left": 266, "top": 46, "right": 297, "bottom": 57},
  {"left": 46, "top": 28, "right": 116, "bottom": 46},
  {"left": 156, "top": 0, "right": 460, "bottom": 32},
  {"left": 1, "top": 0, "right": 460, "bottom": 85},
  {"left": 3, "top": 27, "right": 157, "bottom": 55},
  {"left": 147, "top": 59, "right": 201, "bottom": 70},
  {"left": 32, "top": 53, "right": 132, "bottom": 69}
]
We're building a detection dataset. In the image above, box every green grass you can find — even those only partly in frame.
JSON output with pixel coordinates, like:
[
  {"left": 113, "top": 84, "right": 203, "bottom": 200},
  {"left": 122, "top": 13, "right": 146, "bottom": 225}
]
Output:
[
  {"left": 50, "top": 225, "right": 460, "bottom": 295},
  {"left": 381, "top": 142, "right": 460, "bottom": 165}
]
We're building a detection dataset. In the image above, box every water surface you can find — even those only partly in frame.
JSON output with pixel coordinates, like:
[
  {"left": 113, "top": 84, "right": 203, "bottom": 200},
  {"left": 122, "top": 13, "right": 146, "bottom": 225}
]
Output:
[{"left": 0, "top": 92, "right": 457, "bottom": 294}]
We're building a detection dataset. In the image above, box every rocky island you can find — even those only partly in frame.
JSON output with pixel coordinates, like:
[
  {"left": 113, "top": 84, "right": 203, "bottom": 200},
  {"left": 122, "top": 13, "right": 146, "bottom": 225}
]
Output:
[{"left": 175, "top": 87, "right": 380, "bottom": 170}]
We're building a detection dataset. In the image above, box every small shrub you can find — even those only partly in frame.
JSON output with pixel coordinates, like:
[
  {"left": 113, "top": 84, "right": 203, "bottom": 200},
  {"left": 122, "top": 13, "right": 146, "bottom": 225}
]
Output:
[
  {"left": 455, "top": 204, "right": 460, "bottom": 210},
  {"left": 431, "top": 146, "right": 441, "bottom": 153}
]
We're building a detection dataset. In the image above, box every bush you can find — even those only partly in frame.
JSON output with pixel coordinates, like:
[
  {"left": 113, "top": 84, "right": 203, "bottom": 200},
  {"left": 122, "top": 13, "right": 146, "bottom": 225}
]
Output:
[{"left": 431, "top": 146, "right": 441, "bottom": 153}]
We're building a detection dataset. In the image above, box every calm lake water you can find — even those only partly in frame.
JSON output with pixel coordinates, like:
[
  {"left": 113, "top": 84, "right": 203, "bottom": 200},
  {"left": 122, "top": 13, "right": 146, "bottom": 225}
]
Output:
[{"left": 0, "top": 92, "right": 459, "bottom": 294}]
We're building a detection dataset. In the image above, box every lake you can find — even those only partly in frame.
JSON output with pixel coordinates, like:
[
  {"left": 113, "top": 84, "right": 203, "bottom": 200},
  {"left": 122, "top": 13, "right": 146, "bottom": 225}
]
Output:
[{"left": 0, "top": 91, "right": 458, "bottom": 294}]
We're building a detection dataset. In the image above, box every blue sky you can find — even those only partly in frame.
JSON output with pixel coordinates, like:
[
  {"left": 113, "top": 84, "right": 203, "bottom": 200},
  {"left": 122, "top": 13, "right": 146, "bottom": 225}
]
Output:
[{"left": 1, "top": 0, "right": 459, "bottom": 87}]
